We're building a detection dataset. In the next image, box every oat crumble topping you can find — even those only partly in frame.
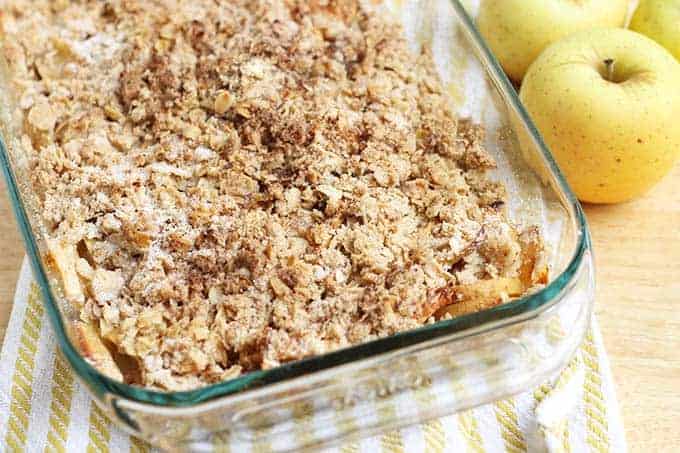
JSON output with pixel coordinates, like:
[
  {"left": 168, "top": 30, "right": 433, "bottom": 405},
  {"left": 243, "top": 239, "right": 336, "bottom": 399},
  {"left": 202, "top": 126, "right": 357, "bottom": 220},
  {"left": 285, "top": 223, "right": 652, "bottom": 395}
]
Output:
[{"left": 1, "top": 0, "right": 545, "bottom": 390}]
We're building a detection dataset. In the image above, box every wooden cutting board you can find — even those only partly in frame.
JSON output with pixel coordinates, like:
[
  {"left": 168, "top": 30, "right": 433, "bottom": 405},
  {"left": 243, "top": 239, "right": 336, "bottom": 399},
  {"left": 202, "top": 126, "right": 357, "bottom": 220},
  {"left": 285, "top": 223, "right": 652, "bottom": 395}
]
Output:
[{"left": 1, "top": 164, "right": 678, "bottom": 451}]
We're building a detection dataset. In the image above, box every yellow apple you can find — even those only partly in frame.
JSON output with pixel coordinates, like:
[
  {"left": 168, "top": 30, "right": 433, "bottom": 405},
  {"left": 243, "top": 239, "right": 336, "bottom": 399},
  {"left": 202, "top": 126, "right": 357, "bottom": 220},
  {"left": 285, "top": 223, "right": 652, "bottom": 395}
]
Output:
[
  {"left": 476, "top": 0, "right": 629, "bottom": 82},
  {"left": 519, "top": 28, "right": 680, "bottom": 204},
  {"left": 630, "top": 0, "right": 680, "bottom": 62}
]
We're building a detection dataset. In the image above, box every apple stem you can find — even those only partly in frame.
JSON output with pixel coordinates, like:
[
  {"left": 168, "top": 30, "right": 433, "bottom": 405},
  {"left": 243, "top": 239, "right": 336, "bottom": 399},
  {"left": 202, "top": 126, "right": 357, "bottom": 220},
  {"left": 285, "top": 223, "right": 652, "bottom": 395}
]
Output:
[{"left": 603, "top": 58, "right": 615, "bottom": 82}]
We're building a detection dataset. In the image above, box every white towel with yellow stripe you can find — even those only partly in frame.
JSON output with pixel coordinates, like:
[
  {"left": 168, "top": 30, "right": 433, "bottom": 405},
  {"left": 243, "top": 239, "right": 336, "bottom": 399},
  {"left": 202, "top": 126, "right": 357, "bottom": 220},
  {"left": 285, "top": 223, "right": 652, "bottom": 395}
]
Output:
[{"left": 0, "top": 260, "right": 626, "bottom": 452}]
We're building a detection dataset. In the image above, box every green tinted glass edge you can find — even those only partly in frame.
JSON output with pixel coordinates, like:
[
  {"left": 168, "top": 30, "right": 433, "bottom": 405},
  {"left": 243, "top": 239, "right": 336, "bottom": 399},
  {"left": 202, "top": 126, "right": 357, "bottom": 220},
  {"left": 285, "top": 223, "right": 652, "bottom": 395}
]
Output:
[{"left": 0, "top": 0, "right": 590, "bottom": 407}]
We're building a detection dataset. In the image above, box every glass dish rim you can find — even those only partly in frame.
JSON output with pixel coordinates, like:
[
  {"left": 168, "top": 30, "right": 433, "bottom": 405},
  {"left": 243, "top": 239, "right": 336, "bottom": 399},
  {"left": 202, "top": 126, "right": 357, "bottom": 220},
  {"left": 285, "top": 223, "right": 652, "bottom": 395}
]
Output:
[{"left": 0, "top": 0, "right": 589, "bottom": 407}]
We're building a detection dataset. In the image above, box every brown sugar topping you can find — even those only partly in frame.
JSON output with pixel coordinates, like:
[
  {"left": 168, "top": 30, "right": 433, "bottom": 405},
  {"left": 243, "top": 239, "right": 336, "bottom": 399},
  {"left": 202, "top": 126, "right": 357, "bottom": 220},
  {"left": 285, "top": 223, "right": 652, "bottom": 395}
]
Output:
[{"left": 1, "top": 0, "right": 545, "bottom": 390}]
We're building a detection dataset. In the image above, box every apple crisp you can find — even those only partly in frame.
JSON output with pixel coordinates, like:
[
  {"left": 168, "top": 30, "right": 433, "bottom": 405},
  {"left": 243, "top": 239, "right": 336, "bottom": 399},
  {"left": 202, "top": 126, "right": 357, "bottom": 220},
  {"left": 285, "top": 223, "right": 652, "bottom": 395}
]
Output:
[{"left": 1, "top": 0, "right": 546, "bottom": 390}]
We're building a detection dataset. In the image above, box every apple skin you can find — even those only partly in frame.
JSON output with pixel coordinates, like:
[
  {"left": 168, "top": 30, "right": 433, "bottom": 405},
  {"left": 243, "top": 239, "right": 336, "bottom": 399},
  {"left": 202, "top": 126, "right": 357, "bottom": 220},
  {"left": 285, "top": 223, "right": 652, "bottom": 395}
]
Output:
[
  {"left": 477, "top": 0, "right": 629, "bottom": 82},
  {"left": 518, "top": 28, "right": 680, "bottom": 204},
  {"left": 630, "top": 0, "right": 680, "bottom": 62}
]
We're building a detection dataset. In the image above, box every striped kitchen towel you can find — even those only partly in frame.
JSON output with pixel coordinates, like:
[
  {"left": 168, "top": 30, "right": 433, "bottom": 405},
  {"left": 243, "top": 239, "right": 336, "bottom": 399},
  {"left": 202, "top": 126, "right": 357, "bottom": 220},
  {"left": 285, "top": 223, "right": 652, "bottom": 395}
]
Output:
[{"left": 0, "top": 259, "right": 626, "bottom": 452}]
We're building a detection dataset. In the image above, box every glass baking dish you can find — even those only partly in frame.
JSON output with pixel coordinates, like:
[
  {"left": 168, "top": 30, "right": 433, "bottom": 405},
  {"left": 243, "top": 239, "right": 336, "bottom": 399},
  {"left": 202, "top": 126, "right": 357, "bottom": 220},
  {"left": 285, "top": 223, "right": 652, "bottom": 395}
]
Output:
[{"left": 0, "top": 0, "right": 593, "bottom": 450}]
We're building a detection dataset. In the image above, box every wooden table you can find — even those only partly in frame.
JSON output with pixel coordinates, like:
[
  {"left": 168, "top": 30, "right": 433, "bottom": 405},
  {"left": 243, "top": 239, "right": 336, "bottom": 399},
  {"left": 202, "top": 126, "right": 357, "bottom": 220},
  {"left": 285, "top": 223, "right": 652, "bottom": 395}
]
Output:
[{"left": 1, "top": 166, "right": 679, "bottom": 451}]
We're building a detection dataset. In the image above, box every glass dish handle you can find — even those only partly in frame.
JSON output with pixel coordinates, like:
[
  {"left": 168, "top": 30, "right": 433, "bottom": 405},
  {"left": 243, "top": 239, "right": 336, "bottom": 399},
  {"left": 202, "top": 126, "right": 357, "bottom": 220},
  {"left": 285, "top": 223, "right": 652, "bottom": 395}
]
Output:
[{"left": 224, "top": 339, "right": 529, "bottom": 449}]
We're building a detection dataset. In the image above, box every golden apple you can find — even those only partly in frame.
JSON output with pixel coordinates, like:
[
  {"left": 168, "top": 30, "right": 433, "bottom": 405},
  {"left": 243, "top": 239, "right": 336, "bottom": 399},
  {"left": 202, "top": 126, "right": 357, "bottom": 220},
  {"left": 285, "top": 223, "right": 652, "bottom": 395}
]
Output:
[
  {"left": 519, "top": 28, "right": 680, "bottom": 204},
  {"left": 630, "top": 0, "right": 680, "bottom": 62},
  {"left": 477, "top": 0, "right": 629, "bottom": 82}
]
